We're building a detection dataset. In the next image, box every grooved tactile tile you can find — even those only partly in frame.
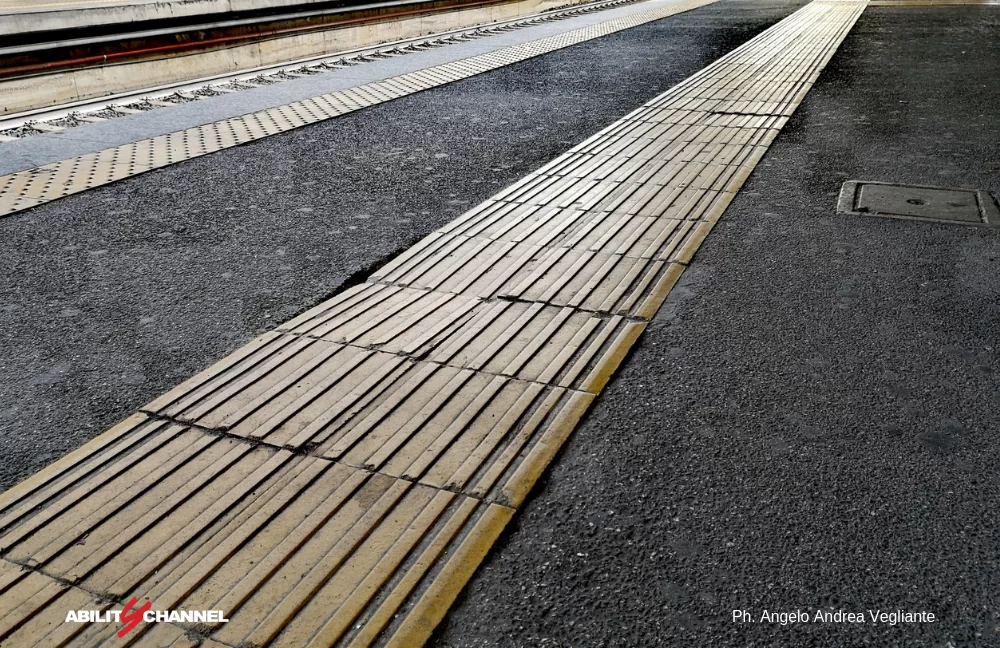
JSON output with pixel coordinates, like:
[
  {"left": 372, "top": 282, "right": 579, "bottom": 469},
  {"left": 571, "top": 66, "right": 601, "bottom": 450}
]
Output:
[
  {"left": 442, "top": 200, "right": 716, "bottom": 260},
  {"left": 140, "top": 331, "right": 597, "bottom": 497},
  {"left": 0, "top": 0, "right": 719, "bottom": 220},
  {"left": 0, "top": 415, "right": 513, "bottom": 648},
  {"left": 0, "top": 559, "right": 122, "bottom": 648},
  {"left": 278, "top": 282, "right": 644, "bottom": 392},
  {"left": 369, "top": 232, "right": 686, "bottom": 317},
  {"left": 0, "top": 1, "right": 865, "bottom": 644},
  {"left": 278, "top": 284, "right": 481, "bottom": 355}
]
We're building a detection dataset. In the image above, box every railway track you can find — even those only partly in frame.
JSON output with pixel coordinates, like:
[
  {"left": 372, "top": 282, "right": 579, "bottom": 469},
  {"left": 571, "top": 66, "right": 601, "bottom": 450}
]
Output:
[{"left": 0, "top": 0, "right": 642, "bottom": 137}]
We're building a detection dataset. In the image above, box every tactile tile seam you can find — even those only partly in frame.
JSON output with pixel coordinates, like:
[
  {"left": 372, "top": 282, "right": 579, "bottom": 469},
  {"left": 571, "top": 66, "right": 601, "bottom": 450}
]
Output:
[
  {"left": 0, "top": 415, "right": 514, "bottom": 648},
  {"left": 439, "top": 200, "right": 713, "bottom": 260},
  {"left": 0, "top": 0, "right": 719, "bottom": 219},
  {"left": 0, "top": 2, "right": 866, "bottom": 646},
  {"left": 369, "top": 232, "right": 685, "bottom": 317},
  {"left": 276, "top": 284, "right": 643, "bottom": 393},
  {"left": 139, "top": 338, "right": 597, "bottom": 501}
]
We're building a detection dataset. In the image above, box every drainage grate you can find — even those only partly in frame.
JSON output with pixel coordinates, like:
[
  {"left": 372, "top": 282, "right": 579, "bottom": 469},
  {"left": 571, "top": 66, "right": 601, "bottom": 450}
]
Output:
[{"left": 838, "top": 180, "right": 1000, "bottom": 227}]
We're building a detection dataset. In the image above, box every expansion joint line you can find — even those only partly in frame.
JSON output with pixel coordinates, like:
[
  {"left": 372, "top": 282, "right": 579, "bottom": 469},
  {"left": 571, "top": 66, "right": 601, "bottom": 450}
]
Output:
[
  {"left": 0, "top": 2, "right": 865, "bottom": 647},
  {"left": 148, "top": 408, "right": 509, "bottom": 506}
]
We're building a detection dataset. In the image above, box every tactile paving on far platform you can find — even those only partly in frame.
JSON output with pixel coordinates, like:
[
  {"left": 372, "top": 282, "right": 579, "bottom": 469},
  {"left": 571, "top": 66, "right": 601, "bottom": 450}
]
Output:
[
  {"left": 0, "top": 1, "right": 866, "bottom": 645},
  {"left": 0, "top": 0, "right": 718, "bottom": 219}
]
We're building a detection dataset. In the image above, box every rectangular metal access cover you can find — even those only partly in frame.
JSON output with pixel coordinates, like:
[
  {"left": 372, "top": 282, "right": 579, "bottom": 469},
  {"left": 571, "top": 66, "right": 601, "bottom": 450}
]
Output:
[{"left": 838, "top": 181, "right": 1000, "bottom": 227}]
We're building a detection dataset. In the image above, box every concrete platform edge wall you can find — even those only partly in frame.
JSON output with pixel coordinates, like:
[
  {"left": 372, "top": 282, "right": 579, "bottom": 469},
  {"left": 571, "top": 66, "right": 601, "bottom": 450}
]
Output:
[{"left": 0, "top": 0, "right": 591, "bottom": 115}]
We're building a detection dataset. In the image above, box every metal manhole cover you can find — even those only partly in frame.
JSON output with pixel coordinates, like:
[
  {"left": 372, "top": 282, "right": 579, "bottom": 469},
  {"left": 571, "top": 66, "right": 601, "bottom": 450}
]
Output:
[{"left": 837, "top": 181, "right": 1000, "bottom": 227}]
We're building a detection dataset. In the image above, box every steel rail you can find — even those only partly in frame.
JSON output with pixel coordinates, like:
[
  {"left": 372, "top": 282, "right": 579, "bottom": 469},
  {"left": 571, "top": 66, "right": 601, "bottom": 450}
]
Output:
[
  {"left": 0, "top": 0, "right": 634, "bottom": 132},
  {"left": 1, "top": 0, "right": 531, "bottom": 56}
]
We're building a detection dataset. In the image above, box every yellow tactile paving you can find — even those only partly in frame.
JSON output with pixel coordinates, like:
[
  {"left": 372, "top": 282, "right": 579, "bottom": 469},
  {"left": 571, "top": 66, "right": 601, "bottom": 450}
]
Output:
[
  {"left": 0, "top": 548, "right": 206, "bottom": 647},
  {"left": 0, "top": 560, "right": 99, "bottom": 646},
  {"left": 139, "top": 331, "right": 597, "bottom": 496},
  {"left": 0, "top": 415, "right": 514, "bottom": 647},
  {"left": 0, "top": 1, "right": 866, "bottom": 644},
  {"left": 278, "top": 282, "right": 643, "bottom": 392},
  {"left": 421, "top": 300, "right": 644, "bottom": 391},
  {"left": 278, "top": 283, "right": 481, "bottom": 355},
  {"left": 369, "top": 232, "right": 684, "bottom": 316},
  {"left": 0, "top": 0, "right": 719, "bottom": 219}
]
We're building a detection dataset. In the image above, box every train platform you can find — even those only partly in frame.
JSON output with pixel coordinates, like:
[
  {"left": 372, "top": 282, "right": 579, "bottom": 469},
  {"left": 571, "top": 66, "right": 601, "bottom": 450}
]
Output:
[
  {"left": 0, "top": 0, "right": 408, "bottom": 36},
  {"left": 0, "top": 0, "right": 998, "bottom": 646},
  {"left": 0, "top": 0, "right": 321, "bottom": 37}
]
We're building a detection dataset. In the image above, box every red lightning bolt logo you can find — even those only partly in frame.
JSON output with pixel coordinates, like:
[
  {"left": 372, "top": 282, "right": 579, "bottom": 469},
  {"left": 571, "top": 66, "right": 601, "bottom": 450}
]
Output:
[{"left": 118, "top": 597, "right": 151, "bottom": 638}]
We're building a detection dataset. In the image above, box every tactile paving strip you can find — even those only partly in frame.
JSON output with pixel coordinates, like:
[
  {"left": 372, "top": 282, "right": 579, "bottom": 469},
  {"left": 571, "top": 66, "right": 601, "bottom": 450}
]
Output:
[
  {"left": 0, "top": 0, "right": 719, "bottom": 219},
  {"left": 0, "top": 415, "right": 514, "bottom": 648},
  {"left": 139, "top": 331, "right": 597, "bottom": 494},
  {"left": 441, "top": 200, "right": 715, "bottom": 258},
  {"left": 277, "top": 283, "right": 644, "bottom": 393},
  {"left": 0, "top": 2, "right": 865, "bottom": 645},
  {"left": 369, "top": 233, "right": 685, "bottom": 316}
]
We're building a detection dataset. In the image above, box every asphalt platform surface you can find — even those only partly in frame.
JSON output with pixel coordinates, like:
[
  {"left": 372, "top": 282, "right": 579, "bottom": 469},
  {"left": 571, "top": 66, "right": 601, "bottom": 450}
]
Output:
[
  {"left": 430, "top": 6, "right": 1000, "bottom": 648},
  {"left": 3, "top": 2, "right": 998, "bottom": 647},
  {"left": 0, "top": 0, "right": 806, "bottom": 489}
]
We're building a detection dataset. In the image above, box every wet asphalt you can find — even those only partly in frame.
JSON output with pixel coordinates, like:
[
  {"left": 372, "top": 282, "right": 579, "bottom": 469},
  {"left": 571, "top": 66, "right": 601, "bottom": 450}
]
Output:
[{"left": 430, "top": 6, "right": 1000, "bottom": 648}]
